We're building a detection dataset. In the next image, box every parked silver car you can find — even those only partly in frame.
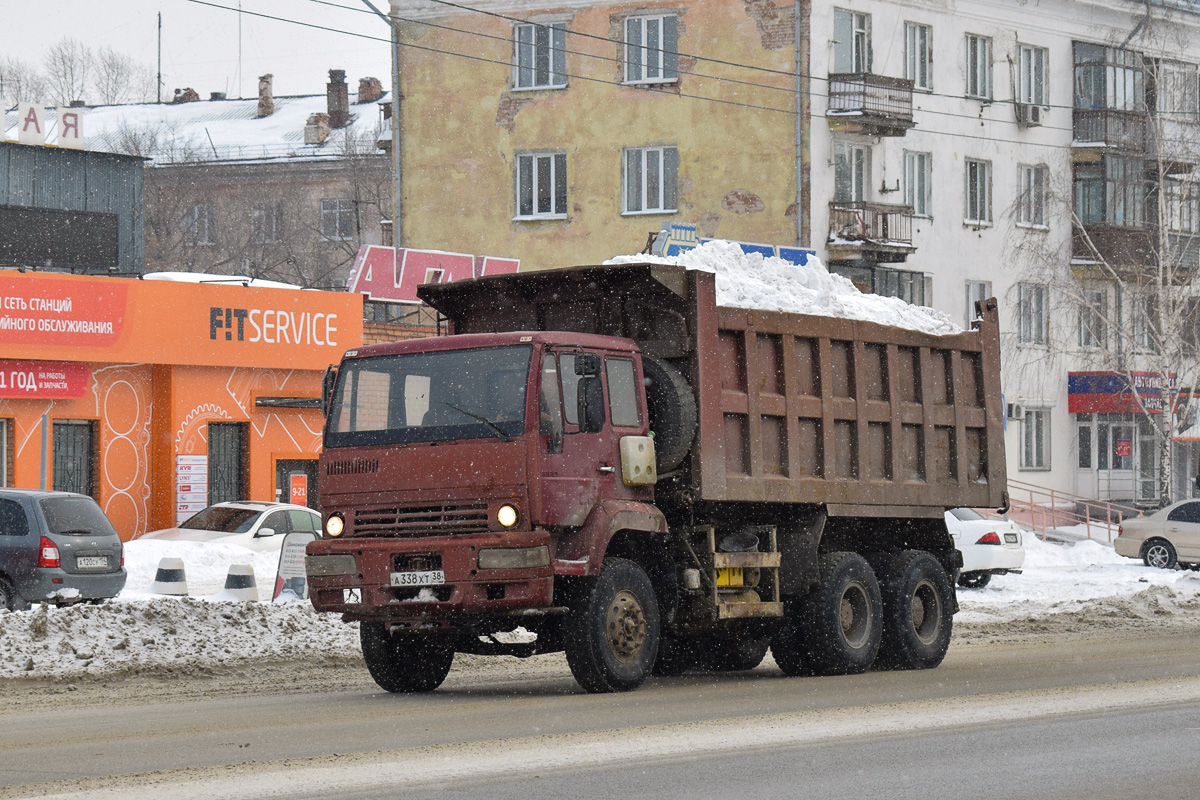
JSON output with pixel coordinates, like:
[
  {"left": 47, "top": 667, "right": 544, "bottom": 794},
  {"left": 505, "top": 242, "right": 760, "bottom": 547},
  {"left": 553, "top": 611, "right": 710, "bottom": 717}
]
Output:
[
  {"left": 1114, "top": 499, "right": 1200, "bottom": 569},
  {"left": 0, "top": 489, "right": 127, "bottom": 611}
]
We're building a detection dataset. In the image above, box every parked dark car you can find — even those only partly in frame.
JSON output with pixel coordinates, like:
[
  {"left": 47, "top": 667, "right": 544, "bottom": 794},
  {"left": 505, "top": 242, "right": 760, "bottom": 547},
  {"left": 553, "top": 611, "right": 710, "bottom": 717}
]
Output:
[{"left": 0, "top": 489, "right": 127, "bottom": 611}]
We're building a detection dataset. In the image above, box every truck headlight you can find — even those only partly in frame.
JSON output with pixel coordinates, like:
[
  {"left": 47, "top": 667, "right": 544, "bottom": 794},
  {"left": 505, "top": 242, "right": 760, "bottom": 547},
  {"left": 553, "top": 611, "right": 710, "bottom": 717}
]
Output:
[
  {"left": 325, "top": 514, "right": 345, "bottom": 537},
  {"left": 478, "top": 546, "right": 550, "bottom": 570},
  {"left": 496, "top": 504, "right": 519, "bottom": 528}
]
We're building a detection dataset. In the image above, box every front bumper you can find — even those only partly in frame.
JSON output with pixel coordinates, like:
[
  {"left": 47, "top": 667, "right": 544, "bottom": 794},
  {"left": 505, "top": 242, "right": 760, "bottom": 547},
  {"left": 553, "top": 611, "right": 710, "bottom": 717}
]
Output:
[{"left": 305, "top": 529, "right": 554, "bottom": 625}]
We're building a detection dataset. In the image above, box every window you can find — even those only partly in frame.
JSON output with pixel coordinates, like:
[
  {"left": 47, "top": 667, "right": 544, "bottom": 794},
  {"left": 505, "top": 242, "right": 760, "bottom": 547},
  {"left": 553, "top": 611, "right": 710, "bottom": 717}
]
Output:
[
  {"left": 833, "top": 141, "right": 869, "bottom": 203},
  {"left": 1158, "top": 61, "right": 1200, "bottom": 122},
  {"left": 964, "top": 158, "right": 991, "bottom": 224},
  {"left": 0, "top": 498, "right": 28, "bottom": 536},
  {"left": 319, "top": 199, "right": 354, "bottom": 241},
  {"left": 624, "top": 146, "right": 678, "bottom": 214},
  {"left": 1074, "top": 157, "right": 1147, "bottom": 227},
  {"left": 52, "top": 420, "right": 96, "bottom": 497},
  {"left": 515, "top": 22, "right": 566, "bottom": 90},
  {"left": 1130, "top": 290, "right": 1159, "bottom": 353},
  {"left": 965, "top": 279, "right": 991, "bottom": 326},
  {"left": 1021, "top": 408, "right": 1050, "bottom": 470},
  {"left": 904, "top": 150, "right": 931, "bottom": 216},
  {"left": 606, "top": 358, "right": 641, "bottom": 427},
  {"left": 874, "top": 267, "right": 931, "bottom": 306},
  {"left": 1077, "top": 416, "right": 1093, "bottom": 469},
  {"left": 833, "top": 9, "right": 871, "bottom": 74},
  {"left": 184, "top": 203, "right": 214, "bottom": 246},
  {"left": 515, "top": 152, "right": 567, "bottom": 219},
  {"left": 1078, "top": 287, "right": 1108, "bottom": 349},
  {"left": 251, "top": 202, "right": 283, "bottom": 244},
  {"left": 1017, "top": 44, "right": 1047, "bottom": 106},
  {"left": 1166, "top": 176, "right": 1200, "bottom": 233},
  {"left": 208, "top": 422, "right": 248, "bottom": 506},
  {"left": 1017, "top": 164, "right": 1048, "bottom": 227},
  {"left": 625, "top": 15, "right": 677, "bottom": 84},
  {"left": 1017, "top": 282, "right": 1048, "bottom": 345},
  {"left": 1074, "top": 42, "right": 1144, "bottom": 111},
  {"left": 904, "top": 22, "right": 932, "bottom": 90},
  {"left": 964, "top": 34, "right": 992, "bottom": 99}
]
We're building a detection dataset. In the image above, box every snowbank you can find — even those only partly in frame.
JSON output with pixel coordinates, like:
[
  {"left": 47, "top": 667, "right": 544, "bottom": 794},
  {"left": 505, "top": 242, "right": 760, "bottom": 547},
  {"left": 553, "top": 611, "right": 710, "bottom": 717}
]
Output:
[{"left": 605, "top": 240, "right": 960, "bottom": 336}]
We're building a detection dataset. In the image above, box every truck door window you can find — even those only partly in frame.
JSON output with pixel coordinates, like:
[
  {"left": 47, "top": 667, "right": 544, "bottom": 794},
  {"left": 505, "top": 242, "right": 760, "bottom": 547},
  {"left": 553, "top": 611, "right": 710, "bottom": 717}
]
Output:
[
  {"left": 559, "top": 353, "right": 581, "bottom": 426},
  {"left": 540, "top": 354, "right": 564, "bottom": 449},
  {"left": 605, "top": 358, "right": 641, "bottom": 427}
]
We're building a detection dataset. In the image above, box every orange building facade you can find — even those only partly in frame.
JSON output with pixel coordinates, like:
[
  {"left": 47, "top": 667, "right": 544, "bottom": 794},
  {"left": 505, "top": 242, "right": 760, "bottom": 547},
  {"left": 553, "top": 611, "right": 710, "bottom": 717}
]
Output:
[{"left": 0, "top": 272, "right": 363, "bottom": 539}]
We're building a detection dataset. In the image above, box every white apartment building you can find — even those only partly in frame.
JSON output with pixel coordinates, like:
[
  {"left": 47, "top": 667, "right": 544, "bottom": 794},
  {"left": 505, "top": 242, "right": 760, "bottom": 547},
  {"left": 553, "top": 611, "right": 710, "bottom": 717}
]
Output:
[{"left": 807, "top": 0, "right": 1200, "bottom": 507}]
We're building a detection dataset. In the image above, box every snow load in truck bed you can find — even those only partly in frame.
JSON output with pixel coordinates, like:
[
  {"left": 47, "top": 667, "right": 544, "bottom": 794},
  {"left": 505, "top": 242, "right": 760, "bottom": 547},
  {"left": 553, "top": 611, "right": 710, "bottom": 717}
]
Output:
[{"left": 605, "top": 240, "right": 960, "bottom": 336}]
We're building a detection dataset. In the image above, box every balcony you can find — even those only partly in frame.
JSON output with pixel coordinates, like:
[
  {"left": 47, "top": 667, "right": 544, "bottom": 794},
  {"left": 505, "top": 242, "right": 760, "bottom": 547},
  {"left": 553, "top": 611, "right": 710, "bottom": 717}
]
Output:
[
  {"left": 827, "top": 73, "right": 915, "bottom": 137},
  {"left": 1071, "top": 223, "right": 1153, "bottom": 268},
  {"left": 827, "top": 201, "right": 917, "bottom": 264},
  {"left": 1072, "top": 110, "right": 1148, "bottom": 156}
]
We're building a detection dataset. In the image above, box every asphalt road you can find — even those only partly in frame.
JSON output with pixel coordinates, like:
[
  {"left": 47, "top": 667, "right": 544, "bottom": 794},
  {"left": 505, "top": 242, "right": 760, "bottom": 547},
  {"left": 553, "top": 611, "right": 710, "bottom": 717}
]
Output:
[{"left": 3, "top": 630, "right": 1200, "bottom": 799}]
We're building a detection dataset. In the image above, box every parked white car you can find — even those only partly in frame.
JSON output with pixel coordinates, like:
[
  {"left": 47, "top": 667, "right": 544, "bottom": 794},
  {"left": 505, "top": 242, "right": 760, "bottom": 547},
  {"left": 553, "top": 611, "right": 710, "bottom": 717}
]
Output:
[
  {"left": 945, "top": 508, "right": 1026, "bottom": 589},
  {"left": 141, "top": 502, "right": 320, "bottom": 553}
]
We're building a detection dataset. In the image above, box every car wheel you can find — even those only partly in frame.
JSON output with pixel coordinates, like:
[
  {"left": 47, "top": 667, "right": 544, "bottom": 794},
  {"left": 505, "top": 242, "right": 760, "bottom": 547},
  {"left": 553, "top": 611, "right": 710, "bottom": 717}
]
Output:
[
  {"left": 1142, "top": 538, "right": 1178, "bottom": 570},
  {"left": 359, "top": 622, "right": 455, "bottom": 693},
  {"left": 875, "top": 551, "right": 954, "bottom": 670},
  {"left": 563, "top": 558, "right": 661, "bottom": 693},
  {"left": 0, "top": 577, "right": 25, "bottom": 612},
  {"left": 957, "top": 571, "right": 992, "bottom": 589}
]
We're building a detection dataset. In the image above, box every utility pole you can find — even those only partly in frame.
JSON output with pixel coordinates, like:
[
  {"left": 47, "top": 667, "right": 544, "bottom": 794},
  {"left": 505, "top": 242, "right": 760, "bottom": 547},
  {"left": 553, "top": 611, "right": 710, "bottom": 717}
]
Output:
[
  {"left": 360, "top": 0, "right": 402, "bottom": 251},
  {"left": 157, "top": 13, "right": 163, "bottom": 104}
]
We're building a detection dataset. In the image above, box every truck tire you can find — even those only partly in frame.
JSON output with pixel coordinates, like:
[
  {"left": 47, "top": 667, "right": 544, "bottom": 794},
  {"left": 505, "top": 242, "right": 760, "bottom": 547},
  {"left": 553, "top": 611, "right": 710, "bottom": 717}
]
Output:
[
  {"left": 770, "top": 598, "right": 814, "bottom": 677},
  {"left": 0, "top": 577, "right": 19, "bottom": 612},
  {"left": 698, "top": 635, "right": 771, "bottom": 672},
  {"left": 642, "top": 356, "right": 697, "bottom": 473},
  {"left": 784, "top": 552, "right": 882, "bottom": 676},
  {"left": 875, "top": 551, "right": 954, "bottom": 670},
  {"left": 957, "top": 570, "right": 992, "bottom": 589},
  {"left": 564, "top": 558, "right": 661, "bottom": 693},
  {"left": 359, "top": 622, "right": 455, "bottom": 693},
  {"left": 652, "top": 634, "right": 696, "bottom": 676}
]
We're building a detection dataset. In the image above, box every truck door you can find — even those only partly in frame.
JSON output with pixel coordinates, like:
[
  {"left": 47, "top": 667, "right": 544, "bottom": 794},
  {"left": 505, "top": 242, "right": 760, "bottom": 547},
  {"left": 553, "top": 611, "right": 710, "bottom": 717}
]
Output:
[{"left": 537, "top": 349, "right": 639, "bottom": 527}]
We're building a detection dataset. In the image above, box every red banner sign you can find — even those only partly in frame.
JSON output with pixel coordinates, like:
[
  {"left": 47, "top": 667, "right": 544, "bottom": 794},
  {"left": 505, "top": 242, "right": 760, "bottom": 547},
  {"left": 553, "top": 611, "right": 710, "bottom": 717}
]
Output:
[
  {"left": 0, "top": 277, "right": 127, "bottom": 347},
  {"left": 289, "top": 473, "right": 308, "bottom": 506},
  {"left": 0, "top": 360, "right": 90, "bottom": 398}
]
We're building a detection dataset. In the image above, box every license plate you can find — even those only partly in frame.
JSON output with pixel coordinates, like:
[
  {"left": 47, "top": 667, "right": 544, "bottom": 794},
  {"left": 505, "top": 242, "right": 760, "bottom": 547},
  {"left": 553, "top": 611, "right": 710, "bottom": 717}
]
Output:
[
  {"left": 390, "top": 570, "right": 445, "bottom": 588},
  {"left": 77, "top": 556, "right": 108, "bottom": 569},
  {"left": 1004, "top": 533, "right": 1018, "bottom": 544},
  {"left": 716, "top": 567, "right": 744, "bottom": 587}
]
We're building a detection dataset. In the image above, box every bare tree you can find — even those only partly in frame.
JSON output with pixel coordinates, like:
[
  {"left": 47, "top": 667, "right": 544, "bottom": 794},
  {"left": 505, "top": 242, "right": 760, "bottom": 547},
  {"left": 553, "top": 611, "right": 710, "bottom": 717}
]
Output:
[
  {"left": 43, "top": 38, "right": 92, "bottom": 106},
  {"left": 92, "top": 47, "right": 155, "bottom": 105},
  {"left": 0, "top": 57, "right": 46, "bottom": 109}
]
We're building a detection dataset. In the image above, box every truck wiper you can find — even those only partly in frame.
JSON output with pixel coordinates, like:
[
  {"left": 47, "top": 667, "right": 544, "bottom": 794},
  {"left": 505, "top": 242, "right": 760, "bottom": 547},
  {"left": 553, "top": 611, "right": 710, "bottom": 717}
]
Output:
[{"left": 441, "top": 402, "right": 513, "bottom": 442}]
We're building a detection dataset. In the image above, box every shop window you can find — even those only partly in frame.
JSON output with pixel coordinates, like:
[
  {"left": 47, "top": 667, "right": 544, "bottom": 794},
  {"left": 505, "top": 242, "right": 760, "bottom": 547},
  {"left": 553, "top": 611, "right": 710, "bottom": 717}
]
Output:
[
  {"left": 52, "top": 420, "right": 97, "bottom": 498},
  {"left": 208, "top": 422, "right": 249, "bottom": 505}
]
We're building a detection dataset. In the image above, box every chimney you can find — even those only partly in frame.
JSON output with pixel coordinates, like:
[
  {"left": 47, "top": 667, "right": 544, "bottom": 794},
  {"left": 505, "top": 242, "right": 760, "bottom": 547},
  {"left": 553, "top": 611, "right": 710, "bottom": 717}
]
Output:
[
  {"left": 357, "top": 76, "right": 384, "bottom": 104},
  {"left": 257, "top": 74, "right": 275, "bottom": 118},
  {"left": 172, "top": 88, "right": 200, "bottom": 104},
  {"left": 69, "top": 100, "right": 87, "bottom": 108},
  {"left": 210, "top": 91, "right": 227, "bottom": 101},
  {"left": 327, "top": 69, "right": 350, "bottom": 129},
  {"left": 305, "top": 112, "right": 331, "bottom": 145}
]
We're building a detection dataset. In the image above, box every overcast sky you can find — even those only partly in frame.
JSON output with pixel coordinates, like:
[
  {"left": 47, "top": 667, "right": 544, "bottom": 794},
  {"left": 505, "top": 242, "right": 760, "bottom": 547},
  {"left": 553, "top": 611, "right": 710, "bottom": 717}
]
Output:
[{"left": 3, "top": 0, "right": 394, "bottom": 102}]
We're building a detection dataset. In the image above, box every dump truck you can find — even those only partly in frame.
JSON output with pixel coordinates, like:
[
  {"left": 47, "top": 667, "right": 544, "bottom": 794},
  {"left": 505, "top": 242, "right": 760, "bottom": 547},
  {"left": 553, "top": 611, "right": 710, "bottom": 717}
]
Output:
[{"left": 306, "top": 261, "right": 1007, "bottom": 693}]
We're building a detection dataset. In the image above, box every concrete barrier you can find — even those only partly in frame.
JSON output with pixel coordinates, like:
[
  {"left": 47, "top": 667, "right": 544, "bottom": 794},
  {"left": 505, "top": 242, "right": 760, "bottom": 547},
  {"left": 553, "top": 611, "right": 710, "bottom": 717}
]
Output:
[
  {"left": 221, "top": 564, "right": 258, "bottom": 602},
  {"left": 151, "top": 557, "right": 188, "bottom": 596}
]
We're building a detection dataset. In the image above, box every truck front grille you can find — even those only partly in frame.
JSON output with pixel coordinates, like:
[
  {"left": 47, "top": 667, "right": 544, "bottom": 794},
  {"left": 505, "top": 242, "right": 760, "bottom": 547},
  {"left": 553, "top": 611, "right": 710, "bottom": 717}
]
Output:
[{"left": 354, "top": 502, "right": 489, "bottom": 536}]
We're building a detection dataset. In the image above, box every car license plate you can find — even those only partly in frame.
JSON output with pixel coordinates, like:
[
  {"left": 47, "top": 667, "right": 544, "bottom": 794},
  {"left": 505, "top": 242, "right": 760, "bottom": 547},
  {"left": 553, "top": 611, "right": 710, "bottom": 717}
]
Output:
[
  {"left": 1004, "top": 533, "right": 1018, "bottom": 544},
  {"left": 77, "top": 556, "right": 108, "bottom": 569},
  {"left": 716, "top": 567, "right": 744, "bottom": 587},
  {"left": 390, "top": 570, "right": 445, "bottom": 588}
]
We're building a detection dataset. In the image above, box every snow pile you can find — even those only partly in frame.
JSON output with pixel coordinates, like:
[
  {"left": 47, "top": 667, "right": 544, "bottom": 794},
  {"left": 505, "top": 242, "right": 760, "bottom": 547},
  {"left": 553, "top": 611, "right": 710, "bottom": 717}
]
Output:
[
  {"left": 606, "top": 240, "right": 960, "bottom": 336},
  {"left": 123, "top": 539, "right": 285, "bottom": 599}
]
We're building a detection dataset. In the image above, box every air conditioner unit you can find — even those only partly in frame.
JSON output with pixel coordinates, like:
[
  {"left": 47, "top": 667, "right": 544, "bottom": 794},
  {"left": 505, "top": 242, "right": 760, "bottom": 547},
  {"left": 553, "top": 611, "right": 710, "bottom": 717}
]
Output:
[
  {"left": 1014, "top": 103, "right": 1043, "bottom": 127},
  {"left": 1006, "top": 402, "right": 1026, "bottom": 421}
]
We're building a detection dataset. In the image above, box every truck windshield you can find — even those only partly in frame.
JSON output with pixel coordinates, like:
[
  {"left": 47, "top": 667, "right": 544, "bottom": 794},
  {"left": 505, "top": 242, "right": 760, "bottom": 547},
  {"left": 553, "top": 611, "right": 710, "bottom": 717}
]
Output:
[{"left": 325, "top": 345, "right": 533, "bottom": 448}]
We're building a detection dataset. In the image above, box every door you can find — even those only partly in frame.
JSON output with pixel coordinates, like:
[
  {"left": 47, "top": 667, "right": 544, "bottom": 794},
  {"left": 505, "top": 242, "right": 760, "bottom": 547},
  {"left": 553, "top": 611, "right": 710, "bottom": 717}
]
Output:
[
  {"left": 1165, "top": 501, "right": 1200, "bottom": 560},
  {"left": 275, "top": 459, "right": 319, "bottom": 511},
  {"left": 209, "top": 423, "right": 248, "bottom": 505},
  {"left": 52, "top": 420, "right": 96, "bottom": 497}
]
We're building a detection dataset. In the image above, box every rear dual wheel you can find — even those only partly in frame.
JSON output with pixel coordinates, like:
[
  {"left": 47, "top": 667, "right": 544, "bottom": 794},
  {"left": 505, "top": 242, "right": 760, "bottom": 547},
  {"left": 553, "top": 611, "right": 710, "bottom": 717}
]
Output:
[{"left": 876, "top": 551, "right": 954, "bottom": 670}]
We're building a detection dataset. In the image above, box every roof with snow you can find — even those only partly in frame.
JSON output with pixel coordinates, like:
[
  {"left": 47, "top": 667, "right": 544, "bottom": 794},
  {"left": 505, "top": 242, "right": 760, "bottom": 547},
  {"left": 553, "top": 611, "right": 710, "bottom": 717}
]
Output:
[{"left": 2, "top": 90, "right": 391, "bottom": 166}]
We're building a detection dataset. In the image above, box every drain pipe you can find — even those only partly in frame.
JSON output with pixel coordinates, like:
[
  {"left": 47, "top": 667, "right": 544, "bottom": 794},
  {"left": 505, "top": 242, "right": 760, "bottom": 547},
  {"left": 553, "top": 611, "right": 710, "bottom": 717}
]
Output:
[{"left": 794, "top": 0, "right": 804, "bottom": 248}]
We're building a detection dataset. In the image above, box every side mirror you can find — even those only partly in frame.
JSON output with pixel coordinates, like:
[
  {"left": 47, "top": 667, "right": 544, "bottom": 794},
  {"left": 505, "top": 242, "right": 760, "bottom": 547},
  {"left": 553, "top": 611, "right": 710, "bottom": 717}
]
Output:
[
  {"left": 256, "top": 527, "right": 276, "bottom": 537},
  {"left": 575, "top": 353, "right": 601, "bottom": 376},
  {"left": 322, "top": 366, "right": 338, "bottom": 415},
  {"left": 577, "top": 375, "right": 605, "bottom": 434}
]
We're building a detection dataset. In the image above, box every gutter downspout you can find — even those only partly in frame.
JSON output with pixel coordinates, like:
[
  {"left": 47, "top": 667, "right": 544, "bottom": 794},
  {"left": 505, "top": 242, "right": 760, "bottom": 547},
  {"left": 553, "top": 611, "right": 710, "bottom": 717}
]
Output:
[
  {"left": 361, "top": 0, "right": 403, "bottom": 250},
  {"left": 794, "top": 0, "right": 804, "bottom": 248}
]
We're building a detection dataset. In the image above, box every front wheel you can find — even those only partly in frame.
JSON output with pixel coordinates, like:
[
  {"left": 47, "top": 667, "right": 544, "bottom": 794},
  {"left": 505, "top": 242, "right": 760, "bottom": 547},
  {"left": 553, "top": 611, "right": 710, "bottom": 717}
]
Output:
[
  {"left": 359, "top": 622, "right": 455, "bottom": 693},
  {"left": 1143, "top": 538, "right": 1178, "bottom": 570},
  {"left": 957, "top": 571, "right": 992, "bottom": 589},
  {"left": 564, "top": 558, "right": 661, "bottom": 693},
  {"left": 876, "top": 551, "right": 954, "bottom": 670}
]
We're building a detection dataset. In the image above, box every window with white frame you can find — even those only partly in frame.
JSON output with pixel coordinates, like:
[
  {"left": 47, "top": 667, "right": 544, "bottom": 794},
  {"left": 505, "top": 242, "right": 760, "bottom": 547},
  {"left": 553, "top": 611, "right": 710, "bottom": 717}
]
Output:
[
  {"left": 1157, "top": 61, "right": 1199, "bottom": 122},
  {"left": 904, "top": 22, "right": 932, "bottom": 90},
  {"left": 624, "top": 146, "right": 678, "bottom": 214},
  {"left": 1078, "top": 286, "right": 1108, "bottom": 349},
  {"left": 964, "top": 158, "right": 991, "bottom": 224},
  {"left": 966, "top": 279, "right": 991, "bottom": 326},
  {"left": 251, "top": 201, "right": 283, "bottom": 244},
  {"left": 319, "top": 199, "right": 354, "bottom": 241},
  {"left": 1167, "top": 176, "right": 1200, "bottom": 233},
  {"left": 1017, "top": 164, "right": 1048, "bottom": 227},
  {"left": 1130, "top": 289, "right": 1159, "bottom": 353},
  {"left": 1017, "top": 44, "right": 1047, "bottom": 106},
  {"left": 514, "top": 21, "right": 566, "bottom": 90},
  {"left": 184, "top": 203, "right": 214, "bottom": 246},
  {"left": 624, "top": 15, "right": 678, "bottom": 84},
  {"left": 1017, "top": 282, "right": 1048, "bottom": 345},
  {"left": 833, "top": 141, "right": 869, "bottom": 203},
  {"left": 1074, "top": 42, "right": 1144, "bottom": 112},
  {"left": 515, "top": 152, "right": 567, "bottom": 219},
  {"left": 1021, "top": 407, "right": 1050, "bottom": 470},
  {"left": 904, "top": 150, "right": 931, "bottom": 217},
  {"left": 964, "top": 34, "right": 992, "bottom": 99},
  {"left": 833, "top": 8, "right": 871, "bottom": 73}
]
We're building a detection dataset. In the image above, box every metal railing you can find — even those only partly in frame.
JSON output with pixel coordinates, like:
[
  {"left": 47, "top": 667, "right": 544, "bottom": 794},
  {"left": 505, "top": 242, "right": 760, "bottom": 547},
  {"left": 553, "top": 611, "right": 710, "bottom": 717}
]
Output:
[
  {"left": 828, "top": 201, "right": 915, "bottom": 245},
  {"left": 990, "top": 478, "right": 1143, "bottom": 542},
  {"left": 1072, "top": 109, "right": 1148, "bottom": 152},
  {"left": 828, "top": 73, "right": 914, "bottom": 122}
]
